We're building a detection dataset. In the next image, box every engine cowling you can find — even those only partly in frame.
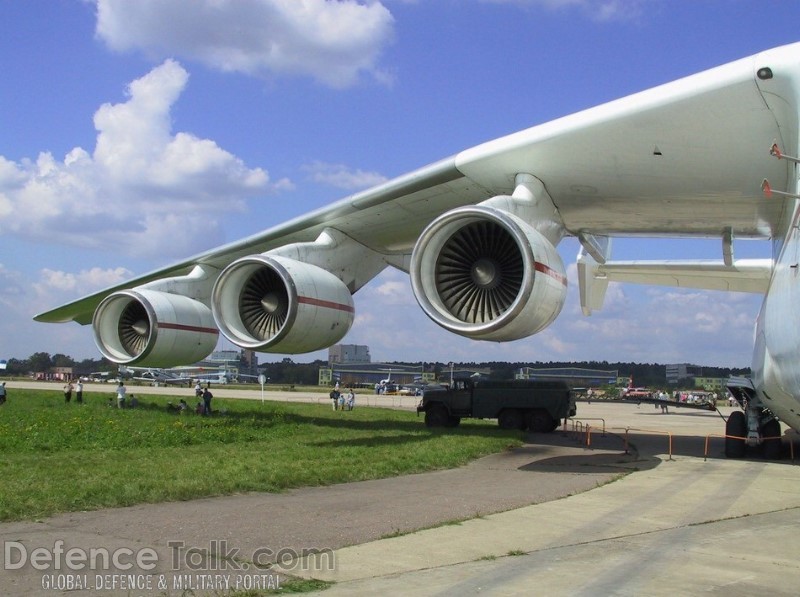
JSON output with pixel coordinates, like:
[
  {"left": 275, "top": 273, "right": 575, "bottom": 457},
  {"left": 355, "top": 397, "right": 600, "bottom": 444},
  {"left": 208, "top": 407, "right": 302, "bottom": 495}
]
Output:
[
  {"left": 410, "top": 205, "right": 567, "bottom": 341},
  {"left": 92, "top": 289, "right": 218, "bottom": 366},
  {"left": 211, "top": 255, "right": 355, "bottom": 353}
]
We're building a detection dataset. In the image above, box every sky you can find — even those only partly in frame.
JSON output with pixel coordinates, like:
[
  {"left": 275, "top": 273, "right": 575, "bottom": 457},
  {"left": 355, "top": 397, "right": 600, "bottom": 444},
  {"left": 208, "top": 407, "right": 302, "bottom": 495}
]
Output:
[{"left": 1, "top": 0, "right": 799, "bottom": 369}]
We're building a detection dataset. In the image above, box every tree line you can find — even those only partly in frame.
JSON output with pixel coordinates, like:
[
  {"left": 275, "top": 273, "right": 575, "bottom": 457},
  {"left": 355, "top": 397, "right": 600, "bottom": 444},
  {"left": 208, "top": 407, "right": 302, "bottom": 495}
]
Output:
[{"left": 1, "top": 352, "right": 750, "bottom": 388}]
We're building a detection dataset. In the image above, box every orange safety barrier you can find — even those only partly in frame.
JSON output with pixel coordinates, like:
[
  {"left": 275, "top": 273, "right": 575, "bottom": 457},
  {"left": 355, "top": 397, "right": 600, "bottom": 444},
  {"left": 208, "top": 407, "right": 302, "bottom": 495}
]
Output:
[
  {"left": 569, "top": 417, "right": 606, "bottom": 436},
  {"left": 622, "top": 427, "right": 674, "bottom": 461},
  {"left": 704, "top": 433, "right": 795, "bottom": 462}
]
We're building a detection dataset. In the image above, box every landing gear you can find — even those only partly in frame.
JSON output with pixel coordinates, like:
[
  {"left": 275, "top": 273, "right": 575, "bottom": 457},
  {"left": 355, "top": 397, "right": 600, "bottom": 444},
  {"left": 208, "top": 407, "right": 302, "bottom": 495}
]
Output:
[
  {"left": 761, "top": 418, "right": 782, "bottom": 459},
  {"left": 725, "top": 379, "right": 783, "bottom": 460},
  {"left": 724, "top": 408, "right": 782, "bottom": 459},
  {"left": 725, "top": 410, "right": 747, "bottom": 458}
]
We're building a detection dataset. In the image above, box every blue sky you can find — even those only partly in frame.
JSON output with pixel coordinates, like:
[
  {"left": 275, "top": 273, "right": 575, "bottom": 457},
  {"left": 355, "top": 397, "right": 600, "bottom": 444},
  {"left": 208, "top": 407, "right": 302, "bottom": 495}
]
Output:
[{"left": 1, "top": 0, "right": 798, "bottom": 368}]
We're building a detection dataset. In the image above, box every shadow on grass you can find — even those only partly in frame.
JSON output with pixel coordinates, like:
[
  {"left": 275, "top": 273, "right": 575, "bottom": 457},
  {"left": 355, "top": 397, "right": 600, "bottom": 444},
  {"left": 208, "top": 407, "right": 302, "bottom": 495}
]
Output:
[{"left": 126, "top": 396, "right": 522, "bottom": 444}]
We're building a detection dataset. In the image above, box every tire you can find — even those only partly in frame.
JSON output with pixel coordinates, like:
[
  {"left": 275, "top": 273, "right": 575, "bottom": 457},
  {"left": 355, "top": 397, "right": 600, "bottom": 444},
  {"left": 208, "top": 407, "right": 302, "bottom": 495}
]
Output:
[
  {"left": 498, "top": 409, "right": 524, "bottom": 430},
  {"left": 762, "top": 418, "right": 782, "bottom": 460},
  {"left": 526, "top": 409, "right": 555, "bottom": 433},
  {"left": 725, "top": 410, "right": 747, "bottom": 458},
  {"left": 424, "top": 405, "right": 449, "bottom": 428},
  {"left": 445, "top": 416, "right": 461, "bottom": 428}
]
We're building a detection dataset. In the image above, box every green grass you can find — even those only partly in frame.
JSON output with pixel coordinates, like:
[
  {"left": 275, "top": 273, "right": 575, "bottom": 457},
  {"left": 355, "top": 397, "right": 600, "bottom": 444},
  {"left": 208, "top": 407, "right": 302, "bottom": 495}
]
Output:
[{"left": 0, "top": 389, "right": 521, "bottom": 521}]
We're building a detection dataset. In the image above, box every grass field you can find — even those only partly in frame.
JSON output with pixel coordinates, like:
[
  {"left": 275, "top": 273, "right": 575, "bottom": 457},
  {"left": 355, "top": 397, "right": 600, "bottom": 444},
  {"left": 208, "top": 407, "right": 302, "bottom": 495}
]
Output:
[{"left": 0, "top": 389, "right": 522, "bottom": 521}]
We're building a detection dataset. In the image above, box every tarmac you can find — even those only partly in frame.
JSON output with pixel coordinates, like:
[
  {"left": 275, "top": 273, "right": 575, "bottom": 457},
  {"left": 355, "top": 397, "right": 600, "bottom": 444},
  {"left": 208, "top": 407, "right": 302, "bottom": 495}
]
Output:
[{"left": 3, "top": 382, "right": 800, "bottom": 595}]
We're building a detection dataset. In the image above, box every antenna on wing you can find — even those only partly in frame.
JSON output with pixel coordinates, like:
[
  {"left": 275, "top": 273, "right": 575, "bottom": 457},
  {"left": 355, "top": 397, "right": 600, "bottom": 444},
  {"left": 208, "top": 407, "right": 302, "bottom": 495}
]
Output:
[
  {"left": 769, "top": 142, "right": 800, "bottom": 163},
  {"left": 762, "top": 142, "right": 800, "bottom": 199}
]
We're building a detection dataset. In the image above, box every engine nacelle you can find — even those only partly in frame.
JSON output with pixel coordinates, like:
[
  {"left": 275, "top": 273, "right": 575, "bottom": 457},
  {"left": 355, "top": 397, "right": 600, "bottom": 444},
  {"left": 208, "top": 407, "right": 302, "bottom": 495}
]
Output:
[
  {"left": 410, "top": 205, "right": 567, "bottom": 341},
  {"left": 211, "top": 255, "right": 355, "bottom": 353},
  {"left": 92, "top": 289, "right": 218, "bottom": 366}
]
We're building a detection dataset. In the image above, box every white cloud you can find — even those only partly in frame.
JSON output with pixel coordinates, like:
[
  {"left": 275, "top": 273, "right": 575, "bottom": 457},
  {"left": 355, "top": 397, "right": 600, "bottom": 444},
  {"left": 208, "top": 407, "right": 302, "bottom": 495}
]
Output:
[
  {"left": 302, "top": 161, "right": 388, "bottom": 190},
  {"left": 94, "top": 0, "right": 395, "bottom": 88},
  {"left": 0, "top": 60, "right": 285, "bottom": 260},
  {"left": 482, "top": 0, "right": 646, "bottom": 22},
  {"left": 33, "top": 267, "right": 133, "bottom": 296}
]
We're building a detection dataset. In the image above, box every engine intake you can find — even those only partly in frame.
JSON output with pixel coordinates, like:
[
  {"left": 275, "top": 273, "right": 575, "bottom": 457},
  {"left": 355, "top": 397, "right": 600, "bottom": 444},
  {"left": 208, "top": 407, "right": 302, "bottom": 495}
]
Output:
[
  {"left": 92, "top": 289, "right": 218, "bottom": 366},
  {"left": 211, "top": 255, "right": 355, "bottom": 353},
  {"left": 410, "top": 206, "right": 567, "bottom": 341}
]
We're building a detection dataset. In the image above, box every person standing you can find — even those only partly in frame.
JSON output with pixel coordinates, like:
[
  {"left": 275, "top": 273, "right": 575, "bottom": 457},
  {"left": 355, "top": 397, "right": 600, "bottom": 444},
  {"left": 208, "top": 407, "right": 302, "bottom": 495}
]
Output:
[
  {"left": 0, "top": 381, "right": 7, "bottom": 405},
  {"left": 115, "top": 381, "right": 127, "bottom": 409},
  {"left": 76, "top": 379, "right": 84, "bottom": 404},
  {"left": 330, "top": 388, "right": 339, "bottom": 411},
  {"left": 63, "top": 381, "right": 73, "bottom": 403},
  {"left": 202, "top": 386, "right": 213, "bottom": 416}
]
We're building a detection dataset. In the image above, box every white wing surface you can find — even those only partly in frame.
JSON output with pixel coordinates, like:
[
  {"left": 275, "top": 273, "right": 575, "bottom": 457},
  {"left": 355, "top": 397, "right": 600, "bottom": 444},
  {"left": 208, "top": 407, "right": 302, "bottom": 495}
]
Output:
[{"left": 35, "top": 43, "right": 800, "bottom": 367}]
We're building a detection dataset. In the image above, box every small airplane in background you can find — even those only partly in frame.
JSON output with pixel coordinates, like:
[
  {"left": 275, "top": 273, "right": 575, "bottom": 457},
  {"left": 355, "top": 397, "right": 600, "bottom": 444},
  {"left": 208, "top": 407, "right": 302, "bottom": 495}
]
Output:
[
  {"left": 35, "top": 42, "right": 800, "bottom": 458},
  {"left": 119, "top": 366, "right": 194, "bottom": 386}
]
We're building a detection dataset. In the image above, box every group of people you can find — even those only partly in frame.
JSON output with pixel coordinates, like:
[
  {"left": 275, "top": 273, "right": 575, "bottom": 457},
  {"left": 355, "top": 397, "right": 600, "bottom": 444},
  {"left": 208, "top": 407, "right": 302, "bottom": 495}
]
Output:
[
  {"left": 166, "top": 397, "right": 208, "bottom": 415},
  {"left": 330, "top": 384, "right": 356, "bottom": 411},
  {"left": 62, "top": 380, "right": 85, "bottom": 404},
  {"left": 110, "top": 381, "right": 138, "bottom": 408}
]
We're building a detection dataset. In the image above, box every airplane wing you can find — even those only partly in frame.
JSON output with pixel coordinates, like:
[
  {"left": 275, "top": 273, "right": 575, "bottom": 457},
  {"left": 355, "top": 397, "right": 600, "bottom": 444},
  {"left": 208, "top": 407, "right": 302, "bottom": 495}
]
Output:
[{"left": 34, "top": 42, "right": 800, "bottom": 367}]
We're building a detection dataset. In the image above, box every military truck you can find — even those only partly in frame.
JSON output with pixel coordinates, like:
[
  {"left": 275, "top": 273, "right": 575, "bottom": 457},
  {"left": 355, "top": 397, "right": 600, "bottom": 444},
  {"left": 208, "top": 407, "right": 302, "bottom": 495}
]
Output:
[{"left": 417, "top": 377, "right": 576, "bottom": 431}]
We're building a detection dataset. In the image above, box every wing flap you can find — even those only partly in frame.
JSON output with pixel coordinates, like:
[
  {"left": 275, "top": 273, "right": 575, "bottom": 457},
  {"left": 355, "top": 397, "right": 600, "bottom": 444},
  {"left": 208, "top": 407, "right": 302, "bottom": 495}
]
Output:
[
  {"left": 598, "top": 258, "right": 772, "bottom": 292},
  {"left": 579, "top": 257, "right": 772, "bottom": 315}
]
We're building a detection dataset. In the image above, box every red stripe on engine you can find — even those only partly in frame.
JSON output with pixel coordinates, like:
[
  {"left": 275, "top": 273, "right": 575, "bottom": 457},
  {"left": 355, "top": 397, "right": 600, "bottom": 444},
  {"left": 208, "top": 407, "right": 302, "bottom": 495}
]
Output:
[
  {"left": 298, "top": 296, "right": 355, "bottom": 313},
  {"left": 159, "top": 323, "right": 219, "bottom": 335},
  {"left": 535, "top": 262, "right": 567, "bottom": 286}
]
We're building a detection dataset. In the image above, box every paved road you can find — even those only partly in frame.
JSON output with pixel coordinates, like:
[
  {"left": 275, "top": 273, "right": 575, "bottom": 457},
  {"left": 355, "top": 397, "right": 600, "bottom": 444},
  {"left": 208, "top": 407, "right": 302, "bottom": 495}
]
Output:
[{"left": 3, "top": 383, "right": 800, "bottom": 595}]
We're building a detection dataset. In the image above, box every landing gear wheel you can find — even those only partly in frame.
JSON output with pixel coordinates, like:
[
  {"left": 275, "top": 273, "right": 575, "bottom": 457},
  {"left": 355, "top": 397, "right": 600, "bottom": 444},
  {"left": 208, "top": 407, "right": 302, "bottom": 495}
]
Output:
[
  {"left": 425, "top": 405, "right": 449, "bottom": 428},
  {"left": 725, "top": 410, "right": 746, "bottom": 458},
  {"left": 762, "top": 418, "right": 782, "bottom": 460},
  {"left": 445, "top": 416, "right": 461, "bottom": 428},
  {"left": 498, "top": 409, "right": 524, "bottom": 430},
  {"left": 526, "top": 410, "right": 554, "bottom": 433}
]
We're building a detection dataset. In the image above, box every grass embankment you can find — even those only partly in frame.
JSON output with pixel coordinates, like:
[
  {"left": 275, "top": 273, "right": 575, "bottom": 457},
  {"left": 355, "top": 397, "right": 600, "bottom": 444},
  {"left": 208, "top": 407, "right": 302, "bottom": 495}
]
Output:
[{"left": 0, "top": 389, "right": 521, "bottom": 521}]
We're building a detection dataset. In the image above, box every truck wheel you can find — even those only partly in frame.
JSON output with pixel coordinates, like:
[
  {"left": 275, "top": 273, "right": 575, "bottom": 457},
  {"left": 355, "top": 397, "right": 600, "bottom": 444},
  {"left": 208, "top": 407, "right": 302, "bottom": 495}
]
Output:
[
  {"left": 425, "top": 405, "right": 449, "bottom": 428},
  {"left": 498, "top": 409, "right": 524, "bottom": 430},
  {"left": 527, "top": 410, "right": 554, "bottom": 433}
]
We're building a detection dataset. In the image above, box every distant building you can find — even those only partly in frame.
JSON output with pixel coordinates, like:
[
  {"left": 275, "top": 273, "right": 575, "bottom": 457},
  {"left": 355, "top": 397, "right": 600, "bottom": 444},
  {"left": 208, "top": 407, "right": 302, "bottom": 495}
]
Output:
[
  {"left": 328, "top": 344, "right": 371, "bottom": 365},
  {"left": 195, "top": 349, "right": 260, "bottom": 379},
  {"left": 317, "top": 362, "right": 455, "bottom": 387},
  {"left": 666, "top": 363, "right": 703, "bottom": 385},
  {"left": 694, "top": 377, "right": 727, "bottom": 392}
]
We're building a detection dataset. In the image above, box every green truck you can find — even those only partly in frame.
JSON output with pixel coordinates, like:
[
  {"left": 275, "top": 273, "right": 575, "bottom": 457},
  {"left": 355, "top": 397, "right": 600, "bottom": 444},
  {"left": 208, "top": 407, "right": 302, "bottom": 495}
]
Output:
[{"left": 417, "top": 377, "right": 576, "bottom": 431}]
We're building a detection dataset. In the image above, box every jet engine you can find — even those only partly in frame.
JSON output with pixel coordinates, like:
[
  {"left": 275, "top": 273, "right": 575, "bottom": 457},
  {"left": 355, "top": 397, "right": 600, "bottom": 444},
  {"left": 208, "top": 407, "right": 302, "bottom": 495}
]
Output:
[
  {"left": 410, "top": 205, "right": 567, "bottom": 341},
  {"left": 211, "top": 254, "right": 355, "bottom": 353},
  {"left": 92, "top": 289, "right": 218, "bottom": 366}
]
